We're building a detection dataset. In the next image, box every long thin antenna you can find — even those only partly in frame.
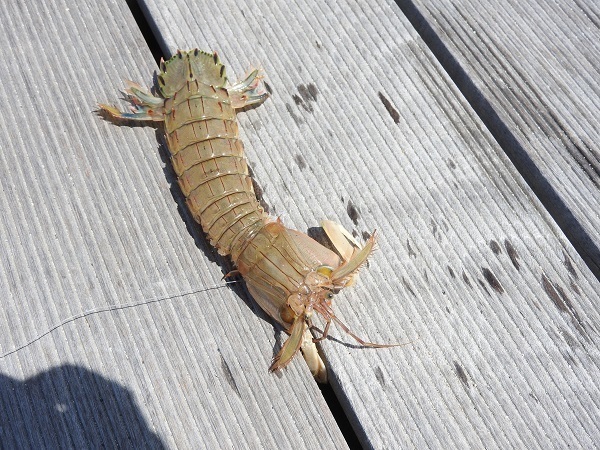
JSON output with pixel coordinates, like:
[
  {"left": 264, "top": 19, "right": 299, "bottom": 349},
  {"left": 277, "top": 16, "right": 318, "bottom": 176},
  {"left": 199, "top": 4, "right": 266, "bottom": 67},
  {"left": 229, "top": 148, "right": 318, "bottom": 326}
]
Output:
[{"left": 0, "top": 280, "right": 240, "bottom": 359}]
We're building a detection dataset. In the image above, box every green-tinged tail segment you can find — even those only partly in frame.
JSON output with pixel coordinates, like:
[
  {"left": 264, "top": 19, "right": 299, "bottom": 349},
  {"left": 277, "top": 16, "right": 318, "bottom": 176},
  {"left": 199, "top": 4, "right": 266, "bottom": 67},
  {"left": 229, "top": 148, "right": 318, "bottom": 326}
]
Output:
[
  {"left": 99, "top": 49, "right": 267, "bottom": 121},
  {"left": 158, "top": 49, "right": 227, "bottom": 97}
]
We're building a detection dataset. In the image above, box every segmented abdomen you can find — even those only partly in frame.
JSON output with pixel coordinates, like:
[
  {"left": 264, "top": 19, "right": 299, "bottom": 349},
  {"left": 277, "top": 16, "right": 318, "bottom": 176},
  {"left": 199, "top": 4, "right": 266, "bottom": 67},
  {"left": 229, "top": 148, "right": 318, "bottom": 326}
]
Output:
[{"left": 164, "top": 80, "right": 267, "bottom": 256}]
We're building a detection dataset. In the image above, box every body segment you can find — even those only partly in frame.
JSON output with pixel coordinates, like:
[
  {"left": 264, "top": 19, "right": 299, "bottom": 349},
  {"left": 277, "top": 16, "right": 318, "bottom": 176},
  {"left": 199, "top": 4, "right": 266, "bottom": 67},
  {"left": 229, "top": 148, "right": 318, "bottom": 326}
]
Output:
[
  {"left": 159, "top": 51, "right": 268, "bottom": 257},
  {"left": 100, "top": 49, "right": 394, "bottom": 382}
]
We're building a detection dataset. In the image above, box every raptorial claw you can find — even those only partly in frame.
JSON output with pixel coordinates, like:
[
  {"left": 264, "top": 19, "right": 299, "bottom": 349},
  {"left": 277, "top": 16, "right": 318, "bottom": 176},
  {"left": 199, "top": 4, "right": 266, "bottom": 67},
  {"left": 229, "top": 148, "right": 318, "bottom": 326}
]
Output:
[
  {"left": 270, "top": 316, "right": 327, "bottom": 382},
  {"left": 301, "top": 328, "right": 327, "bottom": 383},
  {"left": 321, "top": 220, "right": 376, "bottom": 287},
  {"left": 270, "top": 315, "right": 306, "bottom": 373},
  {"left": 331, "top": 231, "right": 376, "bottom": 285}
]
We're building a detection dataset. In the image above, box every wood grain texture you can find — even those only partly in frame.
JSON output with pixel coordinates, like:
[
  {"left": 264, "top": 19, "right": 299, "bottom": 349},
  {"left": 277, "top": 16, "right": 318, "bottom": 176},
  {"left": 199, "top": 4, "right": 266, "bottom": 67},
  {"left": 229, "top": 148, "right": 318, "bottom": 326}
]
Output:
[
  {"left": 398, "top": 0, "right": 600, "bottom": 277},
  {"left": 137, "top": 0, "right": 600, "bottom": 447},
  {"left": 0, "top": 0, "right": 347, "bottom": 448}
]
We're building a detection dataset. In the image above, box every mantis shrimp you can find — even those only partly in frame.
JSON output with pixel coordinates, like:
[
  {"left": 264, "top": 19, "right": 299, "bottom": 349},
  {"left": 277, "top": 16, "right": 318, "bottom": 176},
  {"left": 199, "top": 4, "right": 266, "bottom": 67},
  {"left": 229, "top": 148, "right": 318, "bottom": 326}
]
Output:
[{"left": 100, "top": 49, "right": 395, "bottom": 382}]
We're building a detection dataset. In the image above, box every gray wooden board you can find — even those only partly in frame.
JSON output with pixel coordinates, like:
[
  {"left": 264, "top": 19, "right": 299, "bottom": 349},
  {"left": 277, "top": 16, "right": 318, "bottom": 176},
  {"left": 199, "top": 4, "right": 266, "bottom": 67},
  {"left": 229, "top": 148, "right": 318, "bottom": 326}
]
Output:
[
  {"left": 138, "top": 0, "right": 600, "bottom": 448},
  {"left": 399, "top": 0, "right": 600, "bottom": 276},
  {"left": 0, "top": 0, "right": 348, "bottom": 448}
]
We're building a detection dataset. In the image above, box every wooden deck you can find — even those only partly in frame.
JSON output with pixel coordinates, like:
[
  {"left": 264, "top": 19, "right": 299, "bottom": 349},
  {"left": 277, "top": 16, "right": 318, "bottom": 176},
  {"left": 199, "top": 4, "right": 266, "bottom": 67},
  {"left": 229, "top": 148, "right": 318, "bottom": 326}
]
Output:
[{"left": 1, "top": 0, "right": 599, "bottom": 448}]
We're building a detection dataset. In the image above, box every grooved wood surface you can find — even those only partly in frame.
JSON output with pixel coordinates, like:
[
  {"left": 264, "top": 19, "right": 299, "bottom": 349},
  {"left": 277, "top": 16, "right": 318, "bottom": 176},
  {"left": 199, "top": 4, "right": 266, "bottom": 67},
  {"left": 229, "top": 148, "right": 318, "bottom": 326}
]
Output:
[
  {"left": 400, "top": 0, "right": 600, "bottom": 276},
  {"left": 0, "top": 0, "right": 347, "bottom": 448},
  {"left": 137, "top": 0, "right": 600, "bottom": 448}
]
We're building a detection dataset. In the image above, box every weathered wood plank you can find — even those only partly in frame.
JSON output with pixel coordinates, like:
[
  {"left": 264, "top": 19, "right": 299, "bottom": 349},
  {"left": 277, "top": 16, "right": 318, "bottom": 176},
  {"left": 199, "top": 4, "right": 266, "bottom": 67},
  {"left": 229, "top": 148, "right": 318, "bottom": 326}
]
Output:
[
  {"left": 138, "top": 0, "right": 600, "bottom": 447},
  {"left": 398, "top": 0, "right": 600, "bottom": 276},
  {"left": 0, "top": 0, "right": 347, "bottom": 448}
]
